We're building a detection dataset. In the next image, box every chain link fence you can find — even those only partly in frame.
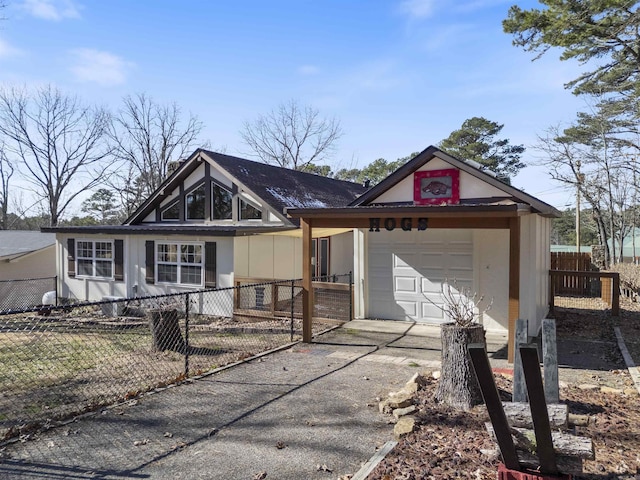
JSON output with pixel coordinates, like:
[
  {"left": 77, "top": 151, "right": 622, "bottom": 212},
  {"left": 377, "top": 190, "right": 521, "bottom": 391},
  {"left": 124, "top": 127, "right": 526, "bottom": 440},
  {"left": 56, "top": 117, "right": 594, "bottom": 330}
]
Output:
[
  {"left": 0, "top": 277, "right": 57, "bottom": 311},
  {"left": 0, "top": 275, "right": 352, "bottom": 446}
]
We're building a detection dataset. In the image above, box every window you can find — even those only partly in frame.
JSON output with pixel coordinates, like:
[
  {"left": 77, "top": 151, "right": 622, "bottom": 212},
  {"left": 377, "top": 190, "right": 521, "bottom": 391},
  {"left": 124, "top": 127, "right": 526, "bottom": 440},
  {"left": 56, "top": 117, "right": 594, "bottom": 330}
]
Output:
[
  {"left": 186, "top": 184, "right": 205, "bottom": 220},
  {"left": 161, "top": 202, "right": 180, "bottom": 220},
  {"left": 212, "top": 182, "right": 232, "bottom": 220},
  {"left": 311, "top": 237, "right": 330, "bottom": 278},
  {"left": 156, "top": 242, "right": 203, "bottom": 285},
  {"left": 239, "top": 198, "right": 262, "bottom": 220},
  {"left": 76, "top": 240, "right": 113, "bottom": 278}
]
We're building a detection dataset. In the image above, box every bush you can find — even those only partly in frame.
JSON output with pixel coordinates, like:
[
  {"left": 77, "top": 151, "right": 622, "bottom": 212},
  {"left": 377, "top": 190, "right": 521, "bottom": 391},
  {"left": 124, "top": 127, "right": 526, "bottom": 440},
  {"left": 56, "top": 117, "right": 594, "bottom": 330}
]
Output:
[{"left": 608, "top": 263, "right": 640, "bottom": 291}]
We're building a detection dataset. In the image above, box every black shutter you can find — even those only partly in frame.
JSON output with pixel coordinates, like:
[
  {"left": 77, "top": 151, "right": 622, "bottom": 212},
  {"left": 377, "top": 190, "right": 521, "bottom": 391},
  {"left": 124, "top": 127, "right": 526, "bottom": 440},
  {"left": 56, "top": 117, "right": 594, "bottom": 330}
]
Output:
[
  {"left": 67, "top": 238, "right": 76, "bottom": 278},
  {"left": 205, "top": 242, "right": 216, "bottom": 288},
  {"left": 145, "top": 240, "right": 155, "bottom": 285},
  {"left": 114, "top": 240, "right": 124, "bottom": 281}
]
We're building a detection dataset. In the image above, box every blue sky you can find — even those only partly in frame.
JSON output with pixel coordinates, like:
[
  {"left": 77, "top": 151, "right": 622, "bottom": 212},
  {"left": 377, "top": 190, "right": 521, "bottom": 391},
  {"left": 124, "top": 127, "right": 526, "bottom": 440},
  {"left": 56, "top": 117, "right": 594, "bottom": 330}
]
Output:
[{"left": 0, "top": 0, "right": 586, "bottom": 213}]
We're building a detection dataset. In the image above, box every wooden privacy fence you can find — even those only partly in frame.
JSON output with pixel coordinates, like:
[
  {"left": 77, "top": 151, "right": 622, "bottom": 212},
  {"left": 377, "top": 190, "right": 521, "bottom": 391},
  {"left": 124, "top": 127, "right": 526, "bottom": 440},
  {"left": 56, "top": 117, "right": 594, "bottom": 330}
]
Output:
[
  {"left": 549, "top": 270, "right": 620, "bottom": 316},
  {"left": 550, "top": 252, "right": 595, "bottom": 296}
]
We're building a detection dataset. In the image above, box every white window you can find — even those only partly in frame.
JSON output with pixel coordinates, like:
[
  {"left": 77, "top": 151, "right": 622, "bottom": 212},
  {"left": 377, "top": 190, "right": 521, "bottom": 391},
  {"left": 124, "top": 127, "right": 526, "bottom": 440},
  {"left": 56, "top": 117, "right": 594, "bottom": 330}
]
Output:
[
  {"left": 156, "top": 242, "right": 203, "bottom": 285},
  {"left": 76, "top": 240, "right": 114, "bottom": 278}
]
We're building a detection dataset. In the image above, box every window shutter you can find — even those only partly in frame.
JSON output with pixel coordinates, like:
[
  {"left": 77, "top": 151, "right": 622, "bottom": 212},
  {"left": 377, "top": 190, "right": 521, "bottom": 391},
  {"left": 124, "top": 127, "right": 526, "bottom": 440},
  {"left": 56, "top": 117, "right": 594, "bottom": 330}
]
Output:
[
  {"left": 114, "top": 240, "right": 124, "bottom": 281},
  {"left": 145, "top": 240, "right": 155, "bottom": 285},
  {"left": 67, "top": 238, "right": 76, "bottom": 278},
  {"left": 205, "top": 242, "right": 216, "bottom": 288}
]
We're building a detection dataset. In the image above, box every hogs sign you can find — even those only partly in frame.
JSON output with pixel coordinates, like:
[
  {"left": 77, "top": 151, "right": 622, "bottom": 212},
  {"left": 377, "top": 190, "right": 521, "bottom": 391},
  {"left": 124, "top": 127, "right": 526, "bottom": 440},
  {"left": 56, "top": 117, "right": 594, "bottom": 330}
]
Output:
[{"left": 369, "top": 217, "right": 428, "bottom": 232}]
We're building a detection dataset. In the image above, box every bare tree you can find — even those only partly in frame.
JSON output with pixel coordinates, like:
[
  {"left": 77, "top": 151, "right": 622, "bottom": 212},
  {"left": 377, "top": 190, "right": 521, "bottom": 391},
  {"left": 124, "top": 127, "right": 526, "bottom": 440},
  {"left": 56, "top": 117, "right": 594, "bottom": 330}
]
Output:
[
  {"left": 0, "top": 85, "right": 112, "bottom": 226},
  {"left": 0, "top": 141, "right": 14, "bottom": 229},
  {"left": 240, "top": 99, "right": 343, "bottom": 171},
  {"left": 108, "top": 93, "right": 204, "bottom": 212}
]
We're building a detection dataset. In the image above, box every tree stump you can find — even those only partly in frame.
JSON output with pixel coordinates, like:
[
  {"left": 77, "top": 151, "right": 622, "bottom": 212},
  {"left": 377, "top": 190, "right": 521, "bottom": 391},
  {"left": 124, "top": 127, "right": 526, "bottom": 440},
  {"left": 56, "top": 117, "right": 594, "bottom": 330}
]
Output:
[
  {"left": 149, "top": 309, "right": 185, "bottom": 353},
  {"left": 435, "top": 322, "right": 485, "bottom": 410}
]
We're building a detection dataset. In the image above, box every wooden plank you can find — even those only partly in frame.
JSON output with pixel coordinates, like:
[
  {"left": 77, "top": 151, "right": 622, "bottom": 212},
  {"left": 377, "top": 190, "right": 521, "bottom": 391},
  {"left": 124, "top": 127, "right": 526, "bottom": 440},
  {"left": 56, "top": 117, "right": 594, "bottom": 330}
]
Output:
[
  {"left": 468, "top": 343, "right": 520, "bottom": 470},
  {"left": 508, "top": 217, "right": 520, "bottom": 363},
  {"left": 486, "top": 424, "right": 594, "bottom": 459},
  {"left": 519, "top": 344, "right": 558, "bottom": 475},
  {"left": 502, "top": 402, "right": 567, "bottom": 428},
  {"left": 542, "top": 319, "right": 559, "bottom": 404},
  {"left": 351, "top": 441, "right": 398, "bottom": 480},
  {"left": 302, "top": 218, "right": 314, "bottom": 343},
  {"left": 513, "top": 318, "right": 528, "bottom": 402}
]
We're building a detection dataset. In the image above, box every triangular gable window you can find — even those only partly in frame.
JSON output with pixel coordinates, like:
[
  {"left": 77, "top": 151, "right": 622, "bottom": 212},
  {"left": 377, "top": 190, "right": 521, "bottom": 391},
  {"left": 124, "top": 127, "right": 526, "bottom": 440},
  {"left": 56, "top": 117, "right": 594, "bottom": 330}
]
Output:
[
  {"left": 161, "top": 202, "right": 180, "bottom": 220},
  {"left": 239, "top": 198, "right": 262, "bottom": 220}
]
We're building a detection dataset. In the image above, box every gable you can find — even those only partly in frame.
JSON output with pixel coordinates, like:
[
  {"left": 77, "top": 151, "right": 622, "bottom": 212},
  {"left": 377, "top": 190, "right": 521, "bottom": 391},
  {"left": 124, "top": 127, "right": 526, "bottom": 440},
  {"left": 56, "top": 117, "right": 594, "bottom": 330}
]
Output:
[{"left": 373, "top": 157, "right": 508, "bottom": 204}]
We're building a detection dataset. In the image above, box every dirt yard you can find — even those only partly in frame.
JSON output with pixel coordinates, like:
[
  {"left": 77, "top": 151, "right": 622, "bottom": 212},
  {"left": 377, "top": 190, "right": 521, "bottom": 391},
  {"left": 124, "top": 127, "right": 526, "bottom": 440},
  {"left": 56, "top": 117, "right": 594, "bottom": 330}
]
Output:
[{"left": 368, "top": 299, "right": 640, "bottom": 480}]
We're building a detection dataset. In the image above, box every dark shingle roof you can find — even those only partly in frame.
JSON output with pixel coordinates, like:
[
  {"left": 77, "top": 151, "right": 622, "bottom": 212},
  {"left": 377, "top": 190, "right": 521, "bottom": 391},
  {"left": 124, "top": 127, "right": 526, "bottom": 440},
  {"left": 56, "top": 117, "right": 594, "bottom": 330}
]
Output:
[{"left": 202, "top": 150, "right": 367, "bottom": 214}]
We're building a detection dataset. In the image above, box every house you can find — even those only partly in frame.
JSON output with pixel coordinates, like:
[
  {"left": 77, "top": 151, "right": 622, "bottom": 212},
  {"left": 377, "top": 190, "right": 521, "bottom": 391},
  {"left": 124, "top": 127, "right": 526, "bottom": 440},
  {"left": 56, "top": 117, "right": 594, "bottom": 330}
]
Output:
[
  {"left": 42, "top": 149, "right": 366, "bottom": 305},
  {"left": 0, "top": 230, "right": 56, "bottom": 281},
  {"left": 284, "top": 146, "right": 560, "bottom": 360},
  {"left": 43, "top": 146, "right": 559, "bottom": 360}
]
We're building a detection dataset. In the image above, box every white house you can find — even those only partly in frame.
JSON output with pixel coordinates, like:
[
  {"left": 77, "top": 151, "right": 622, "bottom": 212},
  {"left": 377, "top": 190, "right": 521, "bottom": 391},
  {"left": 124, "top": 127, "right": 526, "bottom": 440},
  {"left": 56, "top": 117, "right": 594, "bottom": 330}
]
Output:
[
  {"left": 43, "top": 146, "right": 559, "bottom": 360},
  {"left": 42, "top": 149, "right": 365, "bottom": 304}
]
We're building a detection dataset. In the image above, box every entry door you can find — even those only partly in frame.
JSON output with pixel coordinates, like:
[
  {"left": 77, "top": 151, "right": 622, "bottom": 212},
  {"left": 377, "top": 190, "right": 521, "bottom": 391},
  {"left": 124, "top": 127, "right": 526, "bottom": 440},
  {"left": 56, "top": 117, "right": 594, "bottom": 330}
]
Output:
[{"left": 367, "top": 229, "right": 473, "bottom": 323}]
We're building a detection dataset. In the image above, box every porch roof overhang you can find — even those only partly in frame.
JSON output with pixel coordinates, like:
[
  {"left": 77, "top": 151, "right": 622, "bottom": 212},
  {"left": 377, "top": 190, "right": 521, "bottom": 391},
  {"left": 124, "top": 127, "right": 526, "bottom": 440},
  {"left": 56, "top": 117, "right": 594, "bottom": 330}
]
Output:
[{"left": 285, "top": 203, "right": 531, "bottom": 229}]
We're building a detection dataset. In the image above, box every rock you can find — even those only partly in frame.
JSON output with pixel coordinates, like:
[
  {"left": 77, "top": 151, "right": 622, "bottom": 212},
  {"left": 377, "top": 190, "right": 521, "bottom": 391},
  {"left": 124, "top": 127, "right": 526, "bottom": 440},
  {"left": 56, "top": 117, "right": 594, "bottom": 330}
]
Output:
[
  {"left": 387, "top": 389, "right": 414, "bottom": 409},
  {"left": 379, "top": 399, "right": 392, "bottom": 414},
  {"left": 432, "top": 370, "right": 441, "bottom": 380},
  {"left": 393, "top": 405, "right": 417, "bottom": 420},
  {"left": 559, "top": 380, "right": 569, "bottom": 389},
  {"left": 624, "top": 388, "right": 638, "bottom": 396},
  {"left": 394, "top": 416, "right": 416, "bottom": 439},
  {"left": 600, "top": 386, "right": 623, "bottom": 395},
  {"left": 578, "top": 384, "right": 599, "bottom": 391},
  {"left": 404, "top": 373, "right": 420, "bottom": 393}
]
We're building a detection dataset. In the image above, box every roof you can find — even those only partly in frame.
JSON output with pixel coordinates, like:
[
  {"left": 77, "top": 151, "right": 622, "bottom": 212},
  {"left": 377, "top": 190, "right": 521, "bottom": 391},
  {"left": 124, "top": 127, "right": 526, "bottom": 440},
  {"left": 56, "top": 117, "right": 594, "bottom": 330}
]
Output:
[
  {"left": 350, "top": 146, "right": 561, "bottom": 218},
  {"left": 125, "top": 149, "right": 368, "bottom": 226},
  {"left": 41, "top": 224, "right": 298, "bottom": 236},
  {"left": 0, "top": 230, "right": 56, "bottom": 259}
]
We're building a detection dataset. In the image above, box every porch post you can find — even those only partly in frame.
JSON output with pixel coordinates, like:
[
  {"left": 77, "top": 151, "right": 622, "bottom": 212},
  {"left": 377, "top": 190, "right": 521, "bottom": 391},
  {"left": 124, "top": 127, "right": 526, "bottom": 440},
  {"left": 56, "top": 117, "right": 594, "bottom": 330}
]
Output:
[
  {"left": 302, "top": 218, "right": 314, "bottom": 342},
  {"left": 508, "top": 216, "right": 521, "bottom": 363}
]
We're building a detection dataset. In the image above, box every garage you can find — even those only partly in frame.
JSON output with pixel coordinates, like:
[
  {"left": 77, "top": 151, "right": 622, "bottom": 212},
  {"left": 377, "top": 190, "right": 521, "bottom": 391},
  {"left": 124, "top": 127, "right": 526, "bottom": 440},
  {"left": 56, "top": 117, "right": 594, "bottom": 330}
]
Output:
[{"left": 367, "top": 228, "right": 473, "bottom": 323}]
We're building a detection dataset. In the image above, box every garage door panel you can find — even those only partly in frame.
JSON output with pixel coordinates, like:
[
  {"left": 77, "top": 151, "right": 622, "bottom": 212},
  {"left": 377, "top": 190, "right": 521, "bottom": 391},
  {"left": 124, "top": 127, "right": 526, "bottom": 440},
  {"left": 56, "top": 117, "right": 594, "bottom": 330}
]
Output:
[
  {"left": 421, "top": 277, "right": 444, "bottom": 293},
  {"left": 421, "top": 301, "right": 446, "bottom": 320},
  {"left": 396, "top": 300, "right": 417, "bottom": 318},
  {"left": 394, "top": 275, "right": 417, "bottom": 294},
  {"left": 394, "top": 253, "right": 418, "bottom": 269}
]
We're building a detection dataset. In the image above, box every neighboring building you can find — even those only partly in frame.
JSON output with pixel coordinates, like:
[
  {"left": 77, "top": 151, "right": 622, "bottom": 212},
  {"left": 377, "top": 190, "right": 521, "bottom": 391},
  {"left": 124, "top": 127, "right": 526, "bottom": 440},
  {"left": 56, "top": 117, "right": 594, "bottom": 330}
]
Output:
[
  {"left": 0, "top": 230, "right": 56, "bottom": 281},
  {"left": 43, "top": 149, "right": 366, "bottom": 304},
  {"left": 43, "top": 146, "right": 560, "bottom": 350},
  {"left": 551, "top": 245, "right": 593, "bottom": 254}
]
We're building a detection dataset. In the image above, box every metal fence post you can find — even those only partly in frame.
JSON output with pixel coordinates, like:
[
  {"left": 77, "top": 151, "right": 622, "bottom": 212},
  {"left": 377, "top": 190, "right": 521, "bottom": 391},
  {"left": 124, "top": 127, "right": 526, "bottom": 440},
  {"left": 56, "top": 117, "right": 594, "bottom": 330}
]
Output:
[
  {"left": 290, "top": 279, "right": 295, "bottom": 341},
  {"left": 184, "top": 292, "right": 190, "bottom": 377},
  {"left": 54, "top": 275, "right": 58, "bottom": 306},
  {"left": 349, "top": 271, "right": 353, "bottom": 322}
]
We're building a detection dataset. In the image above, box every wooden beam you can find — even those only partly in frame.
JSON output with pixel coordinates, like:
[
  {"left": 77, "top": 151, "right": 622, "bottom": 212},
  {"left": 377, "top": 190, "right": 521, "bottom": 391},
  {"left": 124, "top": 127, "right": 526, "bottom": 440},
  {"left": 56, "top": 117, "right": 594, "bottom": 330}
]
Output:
[
  {"left": 302, "top": 218, "right": 314, "bottom": 343},
  {"left": 308, "top": 217, "right": 511, "bottom": 230},
  {"left": 508, "top": 216, "right": 520, "bottom": 363}
]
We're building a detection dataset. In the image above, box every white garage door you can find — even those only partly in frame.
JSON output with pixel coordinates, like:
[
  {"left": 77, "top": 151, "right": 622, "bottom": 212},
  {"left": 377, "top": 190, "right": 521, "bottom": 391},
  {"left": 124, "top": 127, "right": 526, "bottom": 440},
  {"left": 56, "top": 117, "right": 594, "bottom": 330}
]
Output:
[{"left": 368, "top": 229, "right": 473, "bottom": 323}]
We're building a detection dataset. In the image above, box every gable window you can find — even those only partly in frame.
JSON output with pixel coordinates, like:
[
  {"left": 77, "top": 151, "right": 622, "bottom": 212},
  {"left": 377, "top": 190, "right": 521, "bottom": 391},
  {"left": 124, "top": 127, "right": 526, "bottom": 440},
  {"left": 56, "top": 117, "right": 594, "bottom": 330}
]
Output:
[
  {"left": 212, "top": 182, "right": 232, "bottom": 220},
  {"left": 76, "top": 240, "right": 114, "bottom": 278},
  {"left": 186, "top": 184, "right": 205, "bottom": 220},
  {"left": 156, "top": 242, "right": 203, "bottom": 285},
  {"left": 239, "top": 198, "right": 262, "bottom": 220},
  {"left": 161, "top": 202, "right": 180, "bottom": 220}
]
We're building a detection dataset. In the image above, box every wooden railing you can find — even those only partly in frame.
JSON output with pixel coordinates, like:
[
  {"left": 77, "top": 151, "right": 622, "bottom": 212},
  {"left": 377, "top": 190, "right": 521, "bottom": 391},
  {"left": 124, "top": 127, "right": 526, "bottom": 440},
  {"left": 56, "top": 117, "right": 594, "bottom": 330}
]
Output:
[{"left": 548, "top": 270, "right": 620, "bottom": 316}]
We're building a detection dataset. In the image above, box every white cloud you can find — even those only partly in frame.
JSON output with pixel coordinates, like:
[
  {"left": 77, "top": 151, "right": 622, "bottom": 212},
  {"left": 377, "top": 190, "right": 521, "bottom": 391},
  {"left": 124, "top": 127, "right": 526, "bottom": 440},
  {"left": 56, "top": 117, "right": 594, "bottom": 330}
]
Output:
[
  {"left": 398, "top": 0, "right": 437, "bottom": 19},
  {"left": 69, "top": 49, "right": 134, "bottom": 87},
  {"left": 298, "top": 64, "right": 320, "bottom": 76},
  {"left": 0, "top": 38, "right": 23, "bottom": 59},
  {"left": 21, "top": 0, "right": 81, "bottom": 21}
]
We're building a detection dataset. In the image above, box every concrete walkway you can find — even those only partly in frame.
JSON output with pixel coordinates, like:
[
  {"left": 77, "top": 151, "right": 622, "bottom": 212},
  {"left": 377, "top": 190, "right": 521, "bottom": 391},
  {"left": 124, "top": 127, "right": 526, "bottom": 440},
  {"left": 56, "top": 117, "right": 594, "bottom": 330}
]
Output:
[{"left": 0, "top": 322, "right": 507, "bottom": 480}]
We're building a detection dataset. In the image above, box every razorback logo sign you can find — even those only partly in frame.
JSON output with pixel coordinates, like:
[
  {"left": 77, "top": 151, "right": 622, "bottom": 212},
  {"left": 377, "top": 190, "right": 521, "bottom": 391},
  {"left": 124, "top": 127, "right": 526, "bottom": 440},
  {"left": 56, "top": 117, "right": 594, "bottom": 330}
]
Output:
[{"left": 369, "top": 218, "right": 428, "bottom": 232}]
